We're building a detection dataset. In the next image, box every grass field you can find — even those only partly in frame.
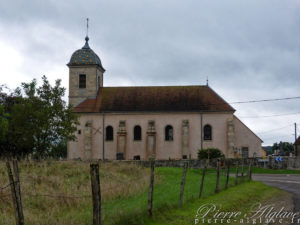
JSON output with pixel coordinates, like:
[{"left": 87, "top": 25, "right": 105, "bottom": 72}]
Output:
[
  {"left": 0, "top": 161, "right": 238, "bottom": 225},
  {"left": 0, "top": 161, "right": 292, "bottom": 225},
  {"left": 227, "top": 166, "right": 300, "bottom": 174},
  {"left": 251, "top": 167, "right": 300, "bottom": 174},
  {"left": 145, "top": 181, "right": 289, "bottom": 225}
]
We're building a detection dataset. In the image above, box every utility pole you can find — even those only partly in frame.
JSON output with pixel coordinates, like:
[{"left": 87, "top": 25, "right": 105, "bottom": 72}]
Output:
[
  {"left": 295, "top": 123, "right": 297, "bottom": 142},
  {"left": 295, "top": 123, "right": 297, "bottom": 156}
]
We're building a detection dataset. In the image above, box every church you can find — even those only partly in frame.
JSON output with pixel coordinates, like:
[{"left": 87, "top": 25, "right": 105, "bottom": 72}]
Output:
[{"left": 67, "top": 35, "right": 263, "bottom": 160}]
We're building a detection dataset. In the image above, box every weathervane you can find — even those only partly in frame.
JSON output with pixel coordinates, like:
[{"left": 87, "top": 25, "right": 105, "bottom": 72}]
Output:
[{"left": 206, "top": 76, "right": 209, "bottom": 86}]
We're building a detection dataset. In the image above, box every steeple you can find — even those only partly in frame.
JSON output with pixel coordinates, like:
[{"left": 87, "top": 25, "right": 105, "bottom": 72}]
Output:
[
  {"left": 68, "top": 18, "right": 105, "bottom": 107},
  {"left": 67, "top": 18, "right": 104, "bottom": 70}
]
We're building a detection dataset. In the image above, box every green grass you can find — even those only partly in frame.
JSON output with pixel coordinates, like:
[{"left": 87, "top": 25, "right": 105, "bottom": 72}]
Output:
[
  {"left": 251, "top": 167, "right": 300, "bottom": 174},
  {"left": 108, "top": 167, "right": 238, "bottom": 225},
  {"left": 2, "top": 161, "right": 287, "bottom": 225},
  {"left": 226, "top": 166, "right": 300, "bottom": 174},
  {"left": 0, "top": 161, "right": 240, "bottom": 225},
  {"left": 144, "top": 181, "right": 288, "bottom": 225}
]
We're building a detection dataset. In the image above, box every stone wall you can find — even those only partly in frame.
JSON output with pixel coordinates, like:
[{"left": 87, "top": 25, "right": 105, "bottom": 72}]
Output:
[
  {"left": 68, "top": 65, "right": 104, "bottom": 107},
  {"left": 112, "top": 157, "right": 300, "bottom": 169}
]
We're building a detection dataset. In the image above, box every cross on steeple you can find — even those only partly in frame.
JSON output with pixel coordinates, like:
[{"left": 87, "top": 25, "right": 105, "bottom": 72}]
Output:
[
  {"left": 86, "top": 18, "right": 89, "bottom": 37},
  {"left": 83, "top": 18, "right": 90, "bottom": 49}
]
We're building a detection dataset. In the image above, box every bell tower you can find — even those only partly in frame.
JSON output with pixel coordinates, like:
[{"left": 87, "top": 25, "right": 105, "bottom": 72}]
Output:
[{"left": 67, "top": 21, "right": 105, "bottom": 107}]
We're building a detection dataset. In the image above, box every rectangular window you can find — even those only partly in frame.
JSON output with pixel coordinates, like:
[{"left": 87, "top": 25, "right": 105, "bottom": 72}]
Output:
[
  {"left": 242, "top": 147, "right": 249, "bottom": 158},
  {"left": 79, "top": 74, "right": 86, "bottom": 88}
]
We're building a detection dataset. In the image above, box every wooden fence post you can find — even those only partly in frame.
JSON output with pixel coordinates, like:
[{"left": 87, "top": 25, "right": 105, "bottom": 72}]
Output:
[
  {"left": 90, "top": 163, "right": 101, "bottom": 225},
  {"left": 248, "top": 159, "right": 252, "bottom": 181},
  {"left": 148, "top": 160, "right": 155, "bottom": 217},
  {"left": 235, "top": 159, "right": 239, "bottom": 185},
  {"left": 241, "top": 158, "right": 244, "bottom": 181},
  {"left": 6, "top": 161, "right": 24, "bottom": 225},
  {"left": 199, "top": 161, "right": 207, "bottom": 198},
  {"left": 179, "top": 163, "right": 188, "bottom": 206},
  {"left": 225, "top": 159, "right": 230, "bottom": 189},
  {"left": 12, "top": 160, "right": 24, "bottom": 225},
  {"left": 215, "top": 159, "right": 220, "bottom": 193}
]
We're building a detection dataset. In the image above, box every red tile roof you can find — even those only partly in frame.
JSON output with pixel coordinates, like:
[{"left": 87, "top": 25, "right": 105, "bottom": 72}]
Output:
[{"left": 72, "top": 85, "right": 235, "bottom": 113}]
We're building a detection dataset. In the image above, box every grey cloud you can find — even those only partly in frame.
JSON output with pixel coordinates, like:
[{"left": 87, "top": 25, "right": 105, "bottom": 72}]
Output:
[{"left": 0, "top": 0, "right": 299, "bottom": 145}]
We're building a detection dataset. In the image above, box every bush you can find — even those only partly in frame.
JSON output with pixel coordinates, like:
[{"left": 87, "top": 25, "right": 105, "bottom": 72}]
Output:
[{"left": 198, "top": 148, "right": 224, "bottom": 160}]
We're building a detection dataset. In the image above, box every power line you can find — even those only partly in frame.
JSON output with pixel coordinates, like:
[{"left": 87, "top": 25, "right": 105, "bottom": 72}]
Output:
[
  {"left": 256, "top": 124, "right": 294, "bottom": 135},
  {"left": 239, "top": 111, "right": 300, "bottom": 119},
  {"left": 229, "top": 96, "right": 300, "bottom": 105},
  {"left": 262, "top": 134, "right": 295, "bottom": 141}
]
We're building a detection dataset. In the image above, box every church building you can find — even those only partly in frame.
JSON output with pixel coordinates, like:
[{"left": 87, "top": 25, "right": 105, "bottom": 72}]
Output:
[{"left": 67, "top": 36, "right": 263, "bottom": 160}]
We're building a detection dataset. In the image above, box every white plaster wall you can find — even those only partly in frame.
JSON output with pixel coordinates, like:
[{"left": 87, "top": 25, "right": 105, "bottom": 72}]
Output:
[
  {"left": 202, "top": 114, "right": 233, "bottom": 154},
  {"left": 68, "top": 114, "right": 103, "bottom": 159},
  {"left": 69, "top": 66, "right": 103, "bottom": 106},
  {"left": 68, "top": 112, "right": 237, "bottom": 160},
  {"left": 233, "top": 116, "right": 263, "bottom": 157}
]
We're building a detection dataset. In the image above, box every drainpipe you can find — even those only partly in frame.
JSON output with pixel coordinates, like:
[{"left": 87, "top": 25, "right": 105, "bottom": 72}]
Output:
[
  {"left": 200, "top": 113, "right": 203, "bottom": 150},
  {"left": 102, "top": 113, "right": 105, "bottom": 160}
]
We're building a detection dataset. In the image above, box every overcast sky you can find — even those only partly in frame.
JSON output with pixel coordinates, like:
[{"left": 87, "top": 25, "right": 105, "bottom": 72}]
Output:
[{"left": 0, "top": 0, "right": 299, "bottom": 146}]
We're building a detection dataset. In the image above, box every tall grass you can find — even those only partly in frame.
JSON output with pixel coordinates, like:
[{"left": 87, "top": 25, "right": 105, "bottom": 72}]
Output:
[{"left": 0, "top": 161, "right": 235, "bottom": 225}]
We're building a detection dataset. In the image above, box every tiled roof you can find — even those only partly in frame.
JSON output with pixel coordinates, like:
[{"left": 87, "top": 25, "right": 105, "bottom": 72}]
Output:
[
  {"left": 67, "top": 36, "right": 105, "bottom": 70},
  {"left": 72, "top": 85, "right": 235, "bottom": 113}
]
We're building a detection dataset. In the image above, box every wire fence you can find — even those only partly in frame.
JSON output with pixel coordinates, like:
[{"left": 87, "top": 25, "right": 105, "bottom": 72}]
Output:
[{"left": 1, "top": 158, "right": 254, "bottom": 225}]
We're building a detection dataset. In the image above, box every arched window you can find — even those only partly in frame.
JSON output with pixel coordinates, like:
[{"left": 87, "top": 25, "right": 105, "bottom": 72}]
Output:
[
  {"left": 106, "top": 126, "right": 113, "bottom": 141},
  {"left": 165, "top": 125, "right": 173, "bottom": 141},
  {"left": 134, "top": 125, "right": 142, "bottom": 141},
  {"left": 203, "top": 124, "right": 212, "bottom": 140}
]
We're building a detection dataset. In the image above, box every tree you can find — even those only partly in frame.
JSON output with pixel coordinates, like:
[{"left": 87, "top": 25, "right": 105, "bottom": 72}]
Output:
[
  {"left": 0, "top": 105, "right": 8, "bottom": 142},
  {"left": 198, "top": 148, "right": 224, "bottom": 160},
  {"left": 272, "top": 141, "right": 294, "bottom": 156},
  {"left": 0, "top": 86, "right": 9, "bottom": 141},
  {"left": 0, "top": 76, "right": 79, "bottom": 159}
]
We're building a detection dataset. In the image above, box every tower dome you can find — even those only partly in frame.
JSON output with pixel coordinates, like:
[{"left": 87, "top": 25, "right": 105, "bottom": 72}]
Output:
[{"left": 68, "top": 36, "right": 105, "bottom": 71}]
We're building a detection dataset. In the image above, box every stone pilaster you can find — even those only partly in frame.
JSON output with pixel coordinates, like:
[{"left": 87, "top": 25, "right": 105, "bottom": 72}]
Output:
[
  {"left": 182, "top": 120, "right": 189, "bottom": 159},
  {"left": 84, "top": 120, "right": 93, "bottom": 159},
  {"left": 117, "top": 121, "right": 127, "bottom": 159},
  {"left": 227, "top": 119, "right": 235, "bottom": 158},
  {"left": 146, "top": 120, "right": 156, "bottom": 159}
]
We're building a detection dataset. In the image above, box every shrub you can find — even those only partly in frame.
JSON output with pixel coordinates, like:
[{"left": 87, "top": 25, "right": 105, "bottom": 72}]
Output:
[{"left": 198, "top": 148, "right": 224, "bottom": 160}]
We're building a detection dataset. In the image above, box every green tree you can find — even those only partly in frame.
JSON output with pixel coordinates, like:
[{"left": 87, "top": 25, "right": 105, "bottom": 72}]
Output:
[
  {"left": 0, "top": 105, "right": 9, "bottom": 142},
  {"left": 272, "top": 141, "right": 294, "bottom": 156},
  {"left": 0, "top": 76, "right": 79, "bottom": 159},
  {"left": 0, "top": 86, "right": 8, "bottom": 141},
  {"left": 198, "top": 148, "right": 224, "bottom": 160}
]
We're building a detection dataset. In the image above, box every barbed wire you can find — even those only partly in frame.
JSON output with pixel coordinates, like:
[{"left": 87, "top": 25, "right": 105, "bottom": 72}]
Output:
[
  {"left": 22, "top": 193, "right": 91, "bottom": 199},
  {"left": 0, "top": 180, "right": 22, "bottom": 191},
  {"left": 0, "top": 183, "right": 12, "bottom": 191}
]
